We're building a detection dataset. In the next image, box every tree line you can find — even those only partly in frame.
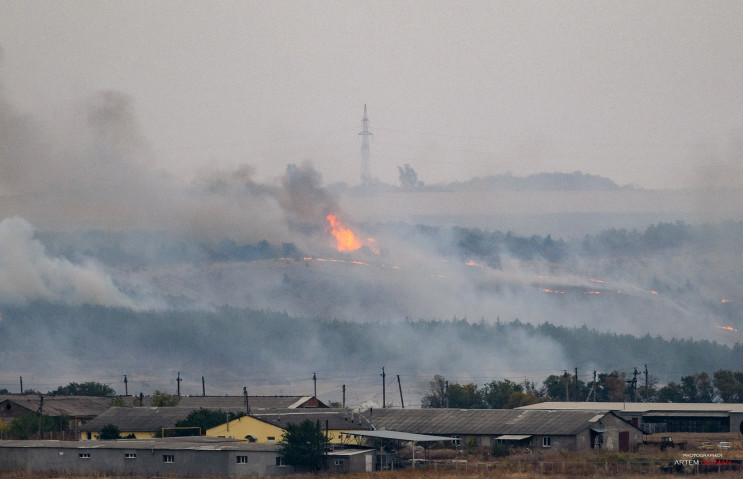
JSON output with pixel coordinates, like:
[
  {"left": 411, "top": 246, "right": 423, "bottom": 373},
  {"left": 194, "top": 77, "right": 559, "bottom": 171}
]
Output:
[{"left": 421, "top": 369, "right": 743, "bottom": 408}]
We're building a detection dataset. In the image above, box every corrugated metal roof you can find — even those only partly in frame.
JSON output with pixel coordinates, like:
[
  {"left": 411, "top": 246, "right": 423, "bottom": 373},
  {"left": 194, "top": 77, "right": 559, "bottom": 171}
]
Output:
[
  {"left": 518, "top": 401, "right": 743, "bottom": 413},
  {"left": 0, "top": 437, "right": 277, "bottom": 452},
  {"left": 250, "top": 409, "right": 368, "bottom": 430},
  {"left": 79, "top": 407, "right": 196, "bottom": 432},
  {"left": 0, "top": 396, "right": 112, "bottom": 417},
  {"left": 342, "top": 430, "right": 457, "bottom": 442},
  {"left": 361, "top": 408, "right": 613, "bottom": 436},
  {"left": 176, "top": 395, "right": 325, "bottom": 410}
]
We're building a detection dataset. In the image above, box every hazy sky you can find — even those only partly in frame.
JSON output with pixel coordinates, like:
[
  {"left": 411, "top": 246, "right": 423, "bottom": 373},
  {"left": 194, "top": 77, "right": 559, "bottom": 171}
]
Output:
[{"left": 1, "top": 1, "right": 743, "bottom": 189}]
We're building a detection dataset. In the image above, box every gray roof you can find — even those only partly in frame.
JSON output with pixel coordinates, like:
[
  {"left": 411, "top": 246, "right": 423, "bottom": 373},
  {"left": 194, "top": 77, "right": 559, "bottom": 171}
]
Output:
[
  {"left": 174, "top": 395, "right": 325, "bottom": 410},
  {"left": 518, "top": 401, "right": 743, "bottom": 413},
  {"left": 0, "top": 437, "right": 278, "bottom": 452},
  {"left": 79, "top": 407, "right": 197, "bottom": 432},
  {"left": 362, "top": 408, "right": 615, "bottom": 436},
  {"left": 342, "top": 430, "right": 457, "bottom": 442},
  {"left": 0, "top": 395, "right": 113, "bottom": 417},
  {"left": 248, "top": 408, "right": 369, "bottom": 430}
]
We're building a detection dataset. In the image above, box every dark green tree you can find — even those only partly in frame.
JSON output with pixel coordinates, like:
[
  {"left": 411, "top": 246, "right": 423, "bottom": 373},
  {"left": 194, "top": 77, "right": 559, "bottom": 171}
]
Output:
[
  {"left": 656, "top": 381, "right": 684, "bottom": 402},
  {"left": 447, "top": 382, "right": 484, "bottom": 409},
  {"left": 421, "top": 375, "right": 447, "bottom": 408},
  {"left": 277, "top": 419, "right": 331, "bottom": 472},
  {"left": 542, "top": 372, "right": 586, "bottom": 401},
  {"left": 483, "top": 379, "right": 524, "bottom": 409},
  {"left": 8, "top": 412, "right": 68, "bottom": 440},
  {"left": 713, "top": 370, "right": 743, "bottom": 402},
  {"left": 99, "top": 423, "right": 121, "bottom": 440},
  {"left": 50, "top": 381, "right": 116, "bottom": 397},
  {"left": 150, "top": 391, "right": 180, "bottom": 407},
  {"left": 680, "top": 372, "right": 714, "bottom": 403}
]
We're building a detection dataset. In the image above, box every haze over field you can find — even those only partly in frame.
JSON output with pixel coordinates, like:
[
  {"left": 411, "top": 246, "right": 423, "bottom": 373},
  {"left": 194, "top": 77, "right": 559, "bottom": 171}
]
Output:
[{"left": 1, "top": 2, "right": 743, "bottom": 404}]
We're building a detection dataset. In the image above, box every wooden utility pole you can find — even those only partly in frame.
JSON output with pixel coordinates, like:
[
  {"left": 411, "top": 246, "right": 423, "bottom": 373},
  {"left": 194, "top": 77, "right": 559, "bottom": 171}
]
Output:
[
  {"left": 243, "top": 386, "right": 250, "bottom": 414},
  {"left": 342, "top": 384, "right": 346, "bottom": 408},
  {"left": 37, "top": 395, "right": 43, "bottom": 439},
  {"left": 381, "top": 367, "right": 386, "bottom": 408},
  {"left": 202, "top": 377, "right": 206, "bottom": 397},
  {"left": 176, "top": 371, "right": 182, "bottom": 397},
  {"left": 397, "top": 375, "right": 405, "bottom": 408},
  {"left": 313, "top": 372, "right": 317, "bottom": 397},
  {"left": 124, "top": 375, "right": 128, "bottom": 396}
]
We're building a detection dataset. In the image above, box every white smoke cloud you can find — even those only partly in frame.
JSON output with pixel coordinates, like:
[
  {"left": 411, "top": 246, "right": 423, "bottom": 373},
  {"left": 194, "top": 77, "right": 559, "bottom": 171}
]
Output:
[{"left": 0, "top": 217, "right": 139, "bottom": 307}]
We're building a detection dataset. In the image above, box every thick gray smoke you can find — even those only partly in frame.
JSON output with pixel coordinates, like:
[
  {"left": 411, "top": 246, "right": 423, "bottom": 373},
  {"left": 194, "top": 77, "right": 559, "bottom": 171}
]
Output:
[
  {"left": 2, "top": 63, "right": 743, "bottom": 400},
  {"left": 0, "top": 217, "right": 140, "bottom": 308}
]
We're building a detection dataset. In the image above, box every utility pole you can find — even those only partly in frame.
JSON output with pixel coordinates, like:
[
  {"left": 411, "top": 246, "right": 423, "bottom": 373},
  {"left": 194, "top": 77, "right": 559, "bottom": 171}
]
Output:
[
  {"left": 19, "top": 376, "right": 22, "bottom": 394},
  {"left": 358, "top": 105, "right": 372, "bottom": 183},
  {"left": 243, "top": 386, "right": 250, "bottom": 415},
  {"left": 593, "top": 370, "right": 597, "bottom": 402},
  {"left": 381, "top": 367, "right": 386, "bottom": 408},
  {"left": 342, "top": 385, "right": 346, "bottom": 409},
  {"left": 575, "top": 367, "right": 579, "bottom": 401},
  {"left": 644, "top": 364, "right": 649, "bottom": 402},
  {"left": 564, "top": 370, "right": 570, "bottom": 402},
  {"left": 445, "top": 380, "right": 449, "bottom": 408},
  {"left": 37, "top": 395, "right": 43, "bottom": 439},
  {"left": 123, "top": 375, "right": 128, "bottom": 396},
  {"left": 313, "top": 372, "right": 317, "bottom": 398},
  {"left": 397, "top": 375, "right": 405, "bottom": 409},
  {"left": 632, "top": 367, "right": 639, "bottom": 402},
  {"left": 176, "top": 371, "right": 182, "bottom": 397},
  {"left": 202, "top": 377, "right": 206, "bottom": 397}
]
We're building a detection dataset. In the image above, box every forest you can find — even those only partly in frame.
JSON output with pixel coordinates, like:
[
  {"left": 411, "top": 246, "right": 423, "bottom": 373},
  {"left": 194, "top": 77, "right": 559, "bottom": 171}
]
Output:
[
  {"left": 1, "top": 301, "right": 741, "bottom": 398},
  {"left": 421, "top": 369, "right": 743, "bottom": 409}
]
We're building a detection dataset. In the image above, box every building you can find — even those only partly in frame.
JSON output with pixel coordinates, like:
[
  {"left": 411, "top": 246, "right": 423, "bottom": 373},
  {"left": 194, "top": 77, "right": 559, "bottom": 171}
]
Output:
[
  {"left": 362, "top": 408, "right": 643, "bottom": 452},
  {"left": 207, "top": 408, "right": 370, "bottom": 444},
  {"left": 518, "top": 402, "right": 743, "bottom": 434},
  {"left": 174, "top": 395, "right": 327, "bottom": 411},
  {"left": 79, "top": 407, "right": 198, "bottom": 440},
  {"left": 0, "top": 437, "right": 290, "bottom": 477},
  {"left": 0, "top": 395, "right": 114, "bottom": 439},
  {"left": 78, "top": 396, "right": 328, "bottom": 440}
]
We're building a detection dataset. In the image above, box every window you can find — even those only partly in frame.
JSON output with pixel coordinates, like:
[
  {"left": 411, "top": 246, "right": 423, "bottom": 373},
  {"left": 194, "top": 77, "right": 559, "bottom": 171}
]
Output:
[
  {"left": 125, "top": 453, "right": 136, "bottom": 459},
  {"left": 163, "top": 454, "right": 175, "bottom": 463},
  {"left": 267, "top": 436, "right": 275, "bottom": 441},
  {"left": 334, "top": 459, "right": 344, "bottom": 466},
  {"left": 276, "top": 456, "right": 286, "bottom": 466},
  {"left": 236, "top": 455, "right": 248, "bottom": 464},
  {"left": 79, "top": 453, "right": 90, "bottom": 459},
  {"left": 542, "top": 436, "right": 551, "bottom": 448}
]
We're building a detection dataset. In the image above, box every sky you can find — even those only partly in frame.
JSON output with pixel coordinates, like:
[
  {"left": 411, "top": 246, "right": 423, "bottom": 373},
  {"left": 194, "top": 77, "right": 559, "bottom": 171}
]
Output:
[{"left": 1, "top": 1, "right": 743, "bottom": 191}]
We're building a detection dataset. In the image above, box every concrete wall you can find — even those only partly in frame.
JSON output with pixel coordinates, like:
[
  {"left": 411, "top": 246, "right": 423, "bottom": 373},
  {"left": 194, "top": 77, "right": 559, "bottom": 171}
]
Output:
[{"left": 0, "top": 442, "right": 293, "bottom": 477}]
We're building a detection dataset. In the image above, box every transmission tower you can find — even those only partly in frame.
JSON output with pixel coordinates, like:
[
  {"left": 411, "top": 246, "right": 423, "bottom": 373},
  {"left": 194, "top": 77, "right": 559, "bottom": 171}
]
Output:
[{"left": 359, "top": 104, "right": 372, "bottom": 183}]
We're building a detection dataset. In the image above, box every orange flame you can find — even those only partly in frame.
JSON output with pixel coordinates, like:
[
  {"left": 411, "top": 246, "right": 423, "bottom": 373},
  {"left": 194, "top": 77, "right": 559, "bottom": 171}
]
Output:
[
  {"left": 717, "top": 325, "right": 738, "bottom": 332},
  {"left": 326, "top": 214, "right": 362, "bottom": 252}
]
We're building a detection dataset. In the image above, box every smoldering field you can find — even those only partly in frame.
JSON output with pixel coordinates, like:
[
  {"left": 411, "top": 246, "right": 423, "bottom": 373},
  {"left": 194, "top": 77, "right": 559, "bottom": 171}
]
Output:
[{"left": 2, "top": 88, "right": 743, "bottom": 404}]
